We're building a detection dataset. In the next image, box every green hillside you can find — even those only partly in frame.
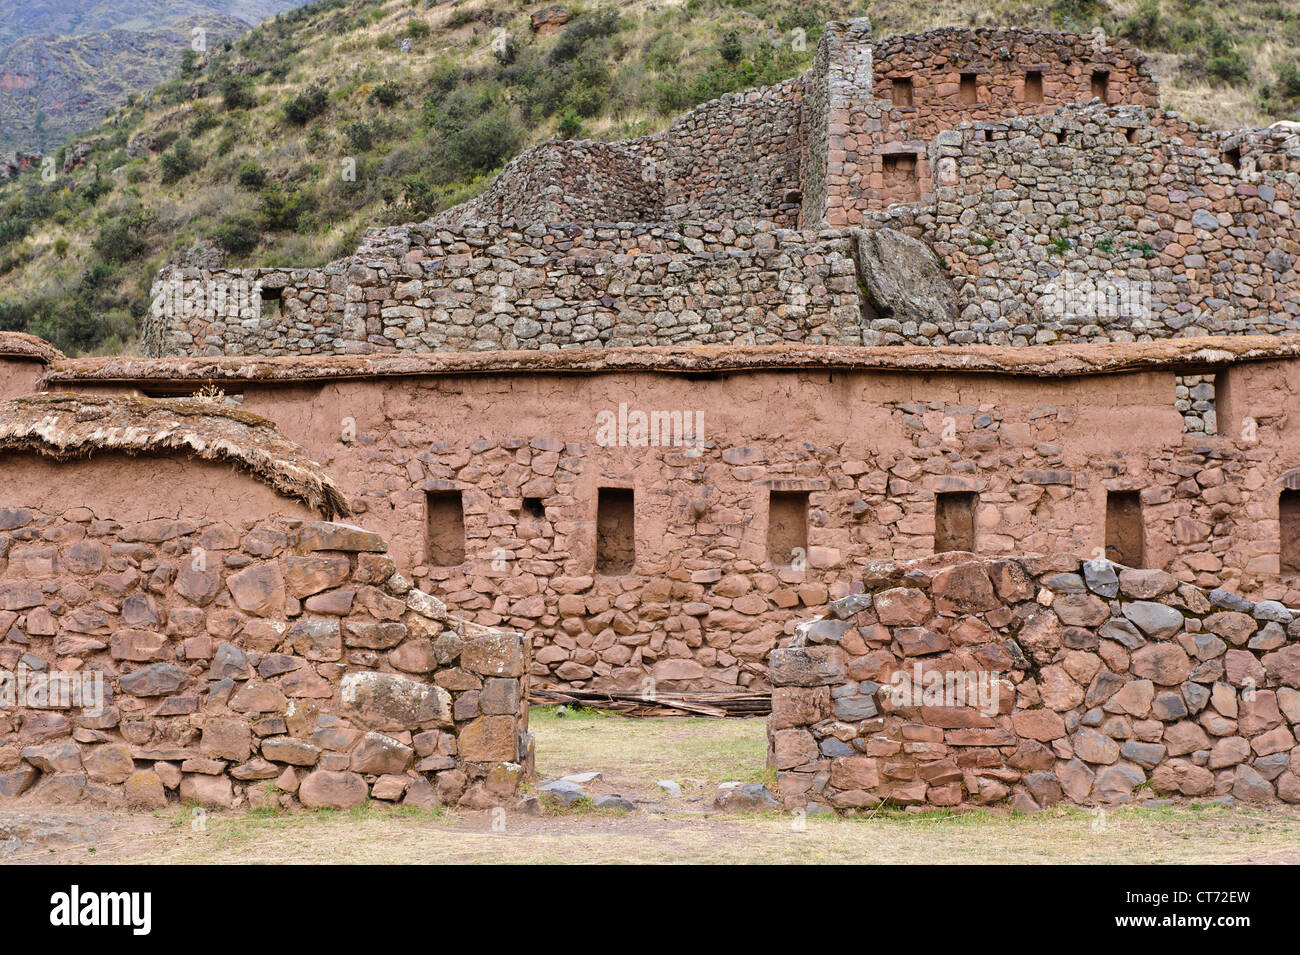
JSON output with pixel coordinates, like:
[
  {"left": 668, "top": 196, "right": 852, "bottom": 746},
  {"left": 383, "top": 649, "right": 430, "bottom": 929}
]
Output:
[{"left": 0, "top": 0, "right": 1296, "bottom": 355}]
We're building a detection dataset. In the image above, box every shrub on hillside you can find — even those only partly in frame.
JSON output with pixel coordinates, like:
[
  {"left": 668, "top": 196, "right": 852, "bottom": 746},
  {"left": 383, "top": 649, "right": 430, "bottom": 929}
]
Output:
[
  {"left": 284, "top": 84, "right": 330, "bottom": 125},
  {"left": 212, "top": 213, "right": 260, "bottom": 255},
  {"left": 220, "top": 75, "right": 257, "bottom": 112},
  {"left": 237, "top": 160, "right": 267, "bottom": 188},
  {"left": 159, "top": 139, "right": 203, "bottom": 184}
]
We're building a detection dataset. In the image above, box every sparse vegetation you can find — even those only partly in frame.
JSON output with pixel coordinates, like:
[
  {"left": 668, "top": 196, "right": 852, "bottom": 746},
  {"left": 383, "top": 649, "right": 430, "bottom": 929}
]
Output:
[{"left": 0, "top": 0, "right": 1295, "bottom": 355}]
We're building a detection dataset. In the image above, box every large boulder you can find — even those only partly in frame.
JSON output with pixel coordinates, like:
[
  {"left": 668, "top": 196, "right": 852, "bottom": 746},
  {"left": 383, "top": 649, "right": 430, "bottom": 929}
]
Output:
[{"left": 852, "top": 228, "right": 957, "bottom": 331}]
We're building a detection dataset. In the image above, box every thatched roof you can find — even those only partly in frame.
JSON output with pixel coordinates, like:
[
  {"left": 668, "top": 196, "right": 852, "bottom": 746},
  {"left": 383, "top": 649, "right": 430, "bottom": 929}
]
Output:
[
  {"left": 0, "top": 332, "right": 64, "bottom": 364},
  {"left": 39, "top": 335, "right": 1300, "bottom": 385},
  {"left": 0, "top": 393, "right": 350, "bottom": 519}
]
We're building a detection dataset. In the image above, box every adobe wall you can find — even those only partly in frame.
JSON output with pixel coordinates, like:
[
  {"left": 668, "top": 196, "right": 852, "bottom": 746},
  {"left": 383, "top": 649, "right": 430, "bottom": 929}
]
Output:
[
  {"left": 0, "top": 452, "right": 530, "bottom": 810},
  {"left": 57, "top": 356, "right": 1300, "bottom": 692},
  {"left": 146, "top": 223, "right": 862, "bottom": 356},
  {"left": 870, "top": 106, "right": 1300, "bottom": 345},
  {"left": 0, "top": 357, "right": 47, "bottom": 401},
  {"left": 769, "top": 554, "right": 1300, "bottom": 810}
]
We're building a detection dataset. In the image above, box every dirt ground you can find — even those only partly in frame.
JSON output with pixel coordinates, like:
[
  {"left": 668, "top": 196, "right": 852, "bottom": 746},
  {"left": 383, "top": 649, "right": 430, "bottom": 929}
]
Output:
[{"left": 4, "top": 708, "right": 1300, "bottom": 865}]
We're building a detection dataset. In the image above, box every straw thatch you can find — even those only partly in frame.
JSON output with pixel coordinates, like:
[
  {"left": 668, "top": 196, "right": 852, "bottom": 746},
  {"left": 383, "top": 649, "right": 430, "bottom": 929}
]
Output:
[
  {"left": 0, "top": 392, "right": 350, "bottom": 519},
  {"left": 38, "top": 334, "right": 1300, "bottom": 385},
  {"left": 0, "top": 331, "right": 64, "bottom": 364}
]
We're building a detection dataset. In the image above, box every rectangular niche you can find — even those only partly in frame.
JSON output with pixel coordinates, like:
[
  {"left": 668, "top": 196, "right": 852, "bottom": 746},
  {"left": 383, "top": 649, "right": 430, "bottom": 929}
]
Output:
[
  {"left": 1282, "top": 490, "right": 1300, "bottom": 575},
  {"left": 1091, "top": 70, "right": 1110, "bottom": 103},
  {"left": 1024, "top": 70, "right": 1044, "bottom": 103},
  {"left": 891, "top": 76, "right": 914, "bottom": 107},
  {"left": 425, "top": 490, "right": 466, "bottom": 566},
  {"left": 960, "top": 72, "right": 978, "bottom": 105},
  {"left": 934, "top": 491, "right": 977, "bottom": 553},
  {"left": 1105, "top": 491, "right": 1144, "bottom": 568},
  {"left": 882, "top": 152, "right": 921, "bottom": 203},
  {"left": 596, "top": 487, "right": 635, "bottom": 574},
  {"left": 767, "top": 490, "right": 809, "bottom": 566}
]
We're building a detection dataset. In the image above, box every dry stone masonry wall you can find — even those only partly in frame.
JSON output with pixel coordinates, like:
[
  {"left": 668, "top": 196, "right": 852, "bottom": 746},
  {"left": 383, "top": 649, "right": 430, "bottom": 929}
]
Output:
[
  {"left": 0, "top": 512, "right": 531, "bottom": 811},
  {"left": 150, "top": 222, "right": 864, "bottom": 355},
  {"left": 142, "top": 21, "right": 1299, "bottom": 357},
  {"left": 770, "top": 554, "right": 1300, "bottom": 811},
  {"left": 871, "top": 105, "right": 1300, "bottom": 345}
]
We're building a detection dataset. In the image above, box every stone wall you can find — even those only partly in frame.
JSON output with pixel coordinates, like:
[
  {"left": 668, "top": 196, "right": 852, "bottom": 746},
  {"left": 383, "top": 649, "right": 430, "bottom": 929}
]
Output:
[
  {"left": 628, "top": 76, "right": 807, "bottom": 227},
  {"left": 145, "top": 222, "right": 863, "bottom": 356},
  {"left": 429, "top": 140, "right": 667, "bottom": 229},
  {"left": 51, "top": 354, "right": 1300, "bottom": 692},
  {"left": 769, "top": 554, "right": 1300, "bottom": 811},
  {"left": 0, "top": 510, "right": 530, "bottom": 810},
  {"left": 869, "top": 105, "right": 1300, "bottom": 344},
  {"left": 146, "top": 264, "right": 347, "bottom": 358},
  {"left": 805, "top": 23, "right": 1157, "bottom": 227}
]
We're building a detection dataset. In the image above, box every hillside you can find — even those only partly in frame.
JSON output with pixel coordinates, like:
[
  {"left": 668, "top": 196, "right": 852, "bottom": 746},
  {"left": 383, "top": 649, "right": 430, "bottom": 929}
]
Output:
[
  {"left": 0, "top": 0, "right": 305, "bottom": 51},
  {"left": 0, "top": 0, "right": 1297, "bottom": 356},
  {"left": 0, "top": 0, "right": 311, "bottom": 152},
  {"left": 0, "top": 16, "right": 249, "bottom": 153}
]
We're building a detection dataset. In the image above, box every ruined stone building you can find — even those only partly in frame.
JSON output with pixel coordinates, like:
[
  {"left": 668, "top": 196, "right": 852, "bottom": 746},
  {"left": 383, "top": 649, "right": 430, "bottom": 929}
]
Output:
[{"left": 3, "top": 20, "right": 1300, "bottom": 811}]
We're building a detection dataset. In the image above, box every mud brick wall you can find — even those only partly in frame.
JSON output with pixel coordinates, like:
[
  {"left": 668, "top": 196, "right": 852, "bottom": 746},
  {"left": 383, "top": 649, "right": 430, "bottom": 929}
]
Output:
[
  {"left": 0, "top": 356, "right": 48, "bottom": 401},
  {"left": 55, "top": 357, "right": 1300, "bottom": 693},
  {"left": 145, "top": 223, "right": 864, "bottom": 356},
  {"left": 429, "top": 141, "right": 667, "bottom": 229},
  {"left": 769, "top": 554, "right": 1300, "bottom": 811},
  {"left": 0, "top": 513, "right": 531, "bottom": 811},
  {"left": 870, "top": 106, "right": 1300, "bottom": 345}
]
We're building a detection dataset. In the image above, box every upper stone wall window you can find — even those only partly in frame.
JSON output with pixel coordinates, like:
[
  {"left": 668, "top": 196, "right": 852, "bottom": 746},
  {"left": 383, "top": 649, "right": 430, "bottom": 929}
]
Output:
[
  {"left": 1091, "top": 70, "right": 1110, "bottom": 103},
  {"left": 260, "top": 284, "right": 282, "bottom": 322},
  {"left": 960, "top": 72, "right": 978, "bottom": 105},
  {"left": 1024, "top": 70, "right": 1044, "bottom": 103},
  {"left": 891, "top": 76, "right": 914, "bottom": 107},
  {"left": 882, "top": 153, "right": 921, "bottom": 202}
]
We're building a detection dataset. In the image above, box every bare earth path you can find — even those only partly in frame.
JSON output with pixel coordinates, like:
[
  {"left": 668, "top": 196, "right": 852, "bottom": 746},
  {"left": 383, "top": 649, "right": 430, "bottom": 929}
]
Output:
[{"left": 4, "top": 710, "right": 1300, "bottom": 865}]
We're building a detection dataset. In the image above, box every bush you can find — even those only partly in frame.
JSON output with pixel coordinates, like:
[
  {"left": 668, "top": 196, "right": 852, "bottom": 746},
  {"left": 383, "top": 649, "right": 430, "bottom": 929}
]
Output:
[
  {"left": 212, "top": 213, "right": 260, "bottom": 255},
  {"left": 1207, "top": 49, "right": 1250, "bottom": 85},
  {"left": 237, "top": 160, "right": 267, "bottom": 188},
  {"left": 549, "top": 11, "right": 622, "bottom": 64},
  {"left": 258, "top": 187, "right": 309, "bottom": 231},
  {"left": 441, "top": 109, "right": 521, "bottom": 175},
  {"left": 1279, "top": 63, "right": 1300, "bottom": 100},
  {"left": 370, "top": 81, "right": 401, "bottom": 106},
  {"left": 283, "top": 84, "right": 330, "bottom": 124},
  {"left": 159, "top": 139, "right": 202, "bottom": 184},
  {"left": 557, "top": 107, "right": 583, "bottom": 139},
  {"left": 719, "top": 30, "right": 744, "bottom": 63},
  {"left": 92, "top": 208, "right": 154, "bottom": 263},
  {"left": 220, "top": 75, "right": 256, "bottom": 111},
  {"left": 188, "top": 109, "right": 220, "bottom": 137},
  {"left": 344, "top": 121, "right": 376, "bottom": 152}
]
